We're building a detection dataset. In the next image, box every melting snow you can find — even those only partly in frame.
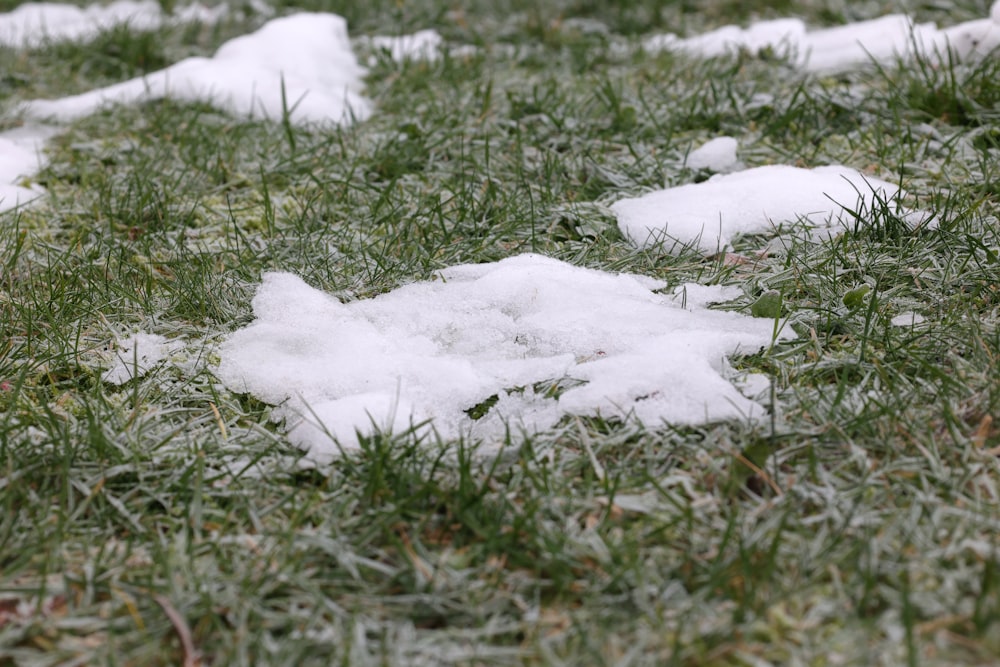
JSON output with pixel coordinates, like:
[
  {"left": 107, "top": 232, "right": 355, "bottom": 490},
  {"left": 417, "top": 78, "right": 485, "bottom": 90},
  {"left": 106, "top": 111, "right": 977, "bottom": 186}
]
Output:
[
  {"left": 644, "top": 5, "right": 1000, "bottom": 72},
  {"left": 610, "top": 165, "right": 906, "bottom": 254},
  {"left": 20, "top": 12, "right": 372, "bottom": 126},
  {"left": 0, "top": 0, "right": 227, "bottom": 49},
  {"left": 217, "top": 254, "right": 786, "bottom": 459}
]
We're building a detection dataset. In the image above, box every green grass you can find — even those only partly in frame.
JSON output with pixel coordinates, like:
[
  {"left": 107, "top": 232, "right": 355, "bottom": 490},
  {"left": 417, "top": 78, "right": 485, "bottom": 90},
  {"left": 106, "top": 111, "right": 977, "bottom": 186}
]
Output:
[{"left": 3, "top": 0, "right": 1000, "bottom": 664}]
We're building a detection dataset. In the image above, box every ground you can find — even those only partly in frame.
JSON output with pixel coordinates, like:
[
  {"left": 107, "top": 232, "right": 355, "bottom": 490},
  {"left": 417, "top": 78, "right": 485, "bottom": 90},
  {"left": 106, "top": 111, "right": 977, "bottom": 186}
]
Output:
[{"left": 1, "top": 0, "right": 1000, "bottom": 665}]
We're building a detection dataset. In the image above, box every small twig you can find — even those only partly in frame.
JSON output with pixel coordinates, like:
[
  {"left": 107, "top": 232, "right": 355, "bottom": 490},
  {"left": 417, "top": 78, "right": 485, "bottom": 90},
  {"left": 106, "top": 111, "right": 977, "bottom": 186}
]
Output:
[
  {"left": 734, "top": 452, "right": 783, "bottom": 496},
  {"left": 154, "top": 595, "right": 201, "bottom": 667},
  {"left": 209, "top": 401, "right": 228, "bottom": 439}
]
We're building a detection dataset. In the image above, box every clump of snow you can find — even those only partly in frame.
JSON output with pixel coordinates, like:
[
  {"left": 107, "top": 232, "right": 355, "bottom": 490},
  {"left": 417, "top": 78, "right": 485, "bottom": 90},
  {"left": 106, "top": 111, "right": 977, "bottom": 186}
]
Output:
[
  {"left": 217, "top": 254, "right": 787, "bottom": 459},
  {"left": 360, "top": 29, "right": 444, "bottom": 63},
  {"left": 643, "top": 9, "right": 1000, "bottom": 72},
  {"left": 890, "top": 312, "right": 926, "bottom": 327},
  {"left": 732, "top": 372, "right": 772, "bottom": 401},
  {"left": 21, "top": 12, "right": 372, "bottom": 126},
  {"left": 684, "top": 136, "right": 739, "bottom": 172},
  {"left": 102, "top": 332, "right": 182, "bottom": 385},
  {"left": 0, "top": 124, "right": 56, "bottom": 213},
  {"left": 938, "top": 19, "right": 1000, "bottom": 61},
  {"left": 610, "top": 165, "right": 906, "bottom": 254},
  {"left": 287, "top": 393, "right": 425, "bottom": 454},
  {"left": 644, "top": 18, "right": 805, "bottom": 60},
  {"left": 0, "top": 1, "right": 227, "bottom": 49},
  {"left": 0, "top": 138, "right": 44, "bottom": 212}
]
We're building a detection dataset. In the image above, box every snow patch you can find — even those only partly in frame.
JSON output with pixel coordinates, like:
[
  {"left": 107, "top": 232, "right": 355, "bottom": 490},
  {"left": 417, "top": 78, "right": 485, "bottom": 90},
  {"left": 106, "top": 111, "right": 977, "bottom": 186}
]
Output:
[
  {"left": 610, "top": 164, "right": 907, "bottom": 254},
  {"left": 21, "top": 12, "right": 372, "bottom": 126},
  {"left": 0, "top": 1, "right": 227, "bottom": 49},
  {"left": 684, "top": 136, "right": 739, "bottom": 172},
  {"left": 102, "top": 332, "right": 183, "bottom": 385},
  {"left": 217, "top": 254, "right": 787, "bottom": 460},
  {"left": 644, "top": 18, "right": 805, "bottom": 61},
  {"left": 361, "top": 29, "right": 444, "bottom": 63},
  {"left": 0, "top": 124, "right": 56, "bottom": 213},
  {"left": 890, "top": 312, "right": 926, "bottom": 327},
  {"left": 644, "top": 9, "right": 1000, "bottom": 72}
]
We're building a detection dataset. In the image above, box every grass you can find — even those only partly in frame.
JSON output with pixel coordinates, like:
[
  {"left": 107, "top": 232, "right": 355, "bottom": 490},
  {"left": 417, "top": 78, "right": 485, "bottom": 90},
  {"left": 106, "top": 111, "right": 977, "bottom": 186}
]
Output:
[{"left": 2, "top": 0, "right": 1000, "bottom": 664}]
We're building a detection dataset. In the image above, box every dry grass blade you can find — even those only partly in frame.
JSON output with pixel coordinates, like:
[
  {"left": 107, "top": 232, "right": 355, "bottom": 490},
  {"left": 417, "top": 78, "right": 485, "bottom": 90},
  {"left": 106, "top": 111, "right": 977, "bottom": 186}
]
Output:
[{"left": 154, "top": 595, "right": 201, "bottom": 667}]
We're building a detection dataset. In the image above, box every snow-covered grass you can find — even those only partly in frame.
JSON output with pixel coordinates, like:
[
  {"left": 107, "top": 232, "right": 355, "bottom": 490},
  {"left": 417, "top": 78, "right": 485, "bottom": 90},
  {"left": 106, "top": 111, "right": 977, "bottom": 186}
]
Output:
[{"left": 3, "top": 0, "right": 1000, "bottom": 664}]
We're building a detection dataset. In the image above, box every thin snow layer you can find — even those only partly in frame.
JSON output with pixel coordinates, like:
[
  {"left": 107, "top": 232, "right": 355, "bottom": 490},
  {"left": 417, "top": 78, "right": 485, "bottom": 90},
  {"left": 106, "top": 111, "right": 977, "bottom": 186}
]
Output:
[
  {"left": 102, "top": 332, "right": 182, "bottom": 385},
  {"left": 0, "top": 1, "right": 227, "bottom": 49},
  {"left": 611, "top": 165, "right": 902, "bottom": 254},
  {"left": 685, "top": 136, "right": 739, "bottom": 172},
  {"left": 218, "top": 254, "right": 784, "bottom": 458},
  {"left": 20, "top": 12, "right": 372, "bottom": 126},
  {"left": 643, "top": 8, "right": 1000, "bottom": 72}
]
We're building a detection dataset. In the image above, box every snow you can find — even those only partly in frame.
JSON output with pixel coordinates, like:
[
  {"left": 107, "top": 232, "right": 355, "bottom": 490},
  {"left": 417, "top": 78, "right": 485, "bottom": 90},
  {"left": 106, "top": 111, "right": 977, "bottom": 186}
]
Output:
[
  {"left": 610, "top": 165, "right": 905, "bottom": 254},
  {"left": 890, "top": 312, "right": 926, "bottom": 327},
  {"left": 685, "top": 136, "right": 739, "bottom": 172},
  {"left": 644, "top": 18, "right": 805, "bottom": 61},
  {"left": 102, "top": 332, "right": 182, "bottom": 385},
  {"left": 361, "top": 29, "right": 444, "bottom": 63},
  {"left": 217, "top": 254, "right": 787, "bottom": 459},
  {"left": 643, "top": 6, "right": 1000, "bottom": 72},
  {"left": 0, "top": 124, "right": 55, "bottom": 213},
  {"left": 0, "top": 0, "right": 227, "bottom": 49},
  {"left": 20, "top": 13, "right": 372, "bottom": 126},
  {"left": 0, "top": 138, "right": 44, "bottom": 212}
]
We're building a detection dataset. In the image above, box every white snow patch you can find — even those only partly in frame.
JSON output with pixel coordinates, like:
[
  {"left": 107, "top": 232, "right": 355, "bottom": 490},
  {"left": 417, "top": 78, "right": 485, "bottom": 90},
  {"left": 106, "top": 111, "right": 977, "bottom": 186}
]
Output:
[
  {"left": 669, "top": 282, "right": 742, "bottom": 309},
  {"left": 287, "top": 394, "right": 426, "bottom": 454},
  {"left": 684, "top": 136, "right": 739, "bottom": 172},
  {"left": 0, "top": 139, "right": 45, "bottom": 212},
  {"left": 217, "top": 254, "right": 788, "bottom": 460},
  {"left": 0, "top": 124, "right": 57, "bottom": 213},
  {"left": 20, "top": 12, "right": 372, "bottom": 126},
  {"left": 890, "top": 311, "right": 926, "bottom": 327},
  {"left": 361, "top": 29, "right": 444, "bottom": 63},
  {"left": 732, "top": 372, "right": 772, "bottom": 401},
  {"left": 643, "top": 9, "right": 1000, "bottom": 72},
  {"left": 102, "top": 332, "right": 182, "bottom": 385},
  {"left": 0, "top": 1, "right": 227, "bottom": 49},
  {"left": 644, "top": 18, "right": 805, "bottom": 61},
  {"left": 610, "top": 164, "right": 906, "bottom": 254}
]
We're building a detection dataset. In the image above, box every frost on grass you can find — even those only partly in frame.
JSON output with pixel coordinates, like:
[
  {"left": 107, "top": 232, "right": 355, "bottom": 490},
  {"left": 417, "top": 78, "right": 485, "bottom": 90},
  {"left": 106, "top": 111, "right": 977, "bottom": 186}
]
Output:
[
  {"left": 102, "top": 333, "right": 182, "bottom": 385},
  {"left": 0, "top": 0, "right": 228, "bottom": 48},
  {"left": 20, "top": 13, "right": 372, "bottom": 126},
  {"left": 218, "top": 254, "right": 786, "bottom": 459},
  {"left": 611, "top": 164, "right": 909, "bottom": 254},
  {"left": 643, "top": 4, "right": 1000, "bottom": 72}
]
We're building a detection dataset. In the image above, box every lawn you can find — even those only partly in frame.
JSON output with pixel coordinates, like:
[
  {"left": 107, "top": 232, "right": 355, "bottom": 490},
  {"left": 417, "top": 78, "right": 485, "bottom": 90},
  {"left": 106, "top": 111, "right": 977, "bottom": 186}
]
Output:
[{"left": 2, "top": 0, "right": 1000, "bottom": 664}]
